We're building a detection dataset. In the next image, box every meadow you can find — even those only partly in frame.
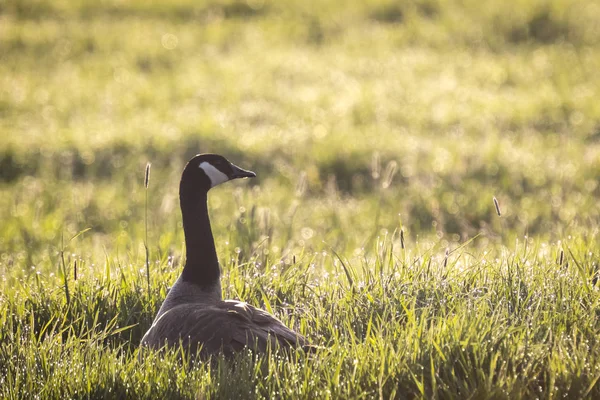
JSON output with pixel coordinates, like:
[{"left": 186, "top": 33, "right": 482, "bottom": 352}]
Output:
[{"left": 1, "top": 0, "right": 600, "bottom": 398}]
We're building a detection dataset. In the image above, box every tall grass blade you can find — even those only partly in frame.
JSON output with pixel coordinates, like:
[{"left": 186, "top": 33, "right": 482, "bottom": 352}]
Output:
[{"left": 144, "top": 162, "right": 151, "bottom": 294}]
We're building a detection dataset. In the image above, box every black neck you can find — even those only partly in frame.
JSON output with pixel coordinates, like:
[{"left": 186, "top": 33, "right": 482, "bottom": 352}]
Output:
[{"left": 179, "top": 191, "right": 220, "bottom": 288}]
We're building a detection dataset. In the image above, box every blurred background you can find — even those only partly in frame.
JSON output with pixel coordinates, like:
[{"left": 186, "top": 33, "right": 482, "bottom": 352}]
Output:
[{"left": 1, "top": 0, "right": 599, "bottom": 277}]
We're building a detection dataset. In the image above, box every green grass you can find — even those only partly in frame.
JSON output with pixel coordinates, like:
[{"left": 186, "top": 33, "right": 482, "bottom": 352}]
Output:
[{"left": 1, "top": 0, "right": 600, "bottom": 398}]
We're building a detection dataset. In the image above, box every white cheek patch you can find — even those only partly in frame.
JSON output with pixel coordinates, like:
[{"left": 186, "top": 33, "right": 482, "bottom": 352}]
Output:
[{"left": 199, "top": 161, "right": 229, "bottom": 187}]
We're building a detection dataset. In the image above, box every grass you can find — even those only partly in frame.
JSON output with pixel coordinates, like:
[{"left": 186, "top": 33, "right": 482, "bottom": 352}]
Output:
[{"left": 1, "top": 0, "right": 600, "bottom": 398}]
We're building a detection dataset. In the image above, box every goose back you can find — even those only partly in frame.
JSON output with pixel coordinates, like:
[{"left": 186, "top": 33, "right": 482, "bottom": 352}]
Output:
[{"left": 142, "top": 299, "right": 307, "bottom": 357}]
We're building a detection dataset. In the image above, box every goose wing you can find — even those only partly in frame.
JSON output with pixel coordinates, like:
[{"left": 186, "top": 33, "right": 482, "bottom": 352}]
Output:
[
  {"left": 141, "top": 300, "right": 306, "bottom": 357},
  {"left": 221, "top": 300, "right": 306, "bottom": 352}
]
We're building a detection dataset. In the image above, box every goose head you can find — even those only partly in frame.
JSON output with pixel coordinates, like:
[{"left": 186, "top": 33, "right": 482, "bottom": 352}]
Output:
[{"left": 181, "top": 154, "right": 256, "bottom": 194}]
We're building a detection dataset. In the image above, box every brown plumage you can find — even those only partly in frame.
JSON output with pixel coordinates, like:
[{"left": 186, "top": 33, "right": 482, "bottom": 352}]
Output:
[
  {"left": 143, "top": 299, "right": 307, "bottom": 357},
  {"left": 140, "top": 154, "right": 309, "bottom": 358}
]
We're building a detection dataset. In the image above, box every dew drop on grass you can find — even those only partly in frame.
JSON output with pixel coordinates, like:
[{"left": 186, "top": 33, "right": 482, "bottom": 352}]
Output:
[
  {"left": 301, "top": 227, "right": 314, "bottom": 240},
  {"left": 161, "top": 33, "right": 178, "bottom": 50}
]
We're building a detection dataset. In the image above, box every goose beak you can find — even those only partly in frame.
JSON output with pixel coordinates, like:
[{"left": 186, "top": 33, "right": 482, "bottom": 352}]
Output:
[{"left": 230, "top": 163, "right": 256, "bottom": 179}]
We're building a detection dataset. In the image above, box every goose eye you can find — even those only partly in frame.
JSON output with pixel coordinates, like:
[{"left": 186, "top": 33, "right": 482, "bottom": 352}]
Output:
[{"left": 216, "top": 160, "right": 227, "bottom": 169}]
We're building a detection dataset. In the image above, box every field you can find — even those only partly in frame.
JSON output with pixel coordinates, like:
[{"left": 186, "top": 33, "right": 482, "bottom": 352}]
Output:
[{"left": 1, "top": 0, "right": 600, "bottom": 398}]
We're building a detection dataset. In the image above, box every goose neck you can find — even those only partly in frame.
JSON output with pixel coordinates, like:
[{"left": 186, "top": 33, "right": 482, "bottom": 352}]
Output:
[{"left": 180, "top": 191, "right": 221, "bottom": 289}]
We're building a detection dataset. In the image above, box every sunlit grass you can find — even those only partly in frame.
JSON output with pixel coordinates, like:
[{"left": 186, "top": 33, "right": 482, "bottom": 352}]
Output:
[{"left": 2, "top": 232, "right": 600, "bottom": 398}]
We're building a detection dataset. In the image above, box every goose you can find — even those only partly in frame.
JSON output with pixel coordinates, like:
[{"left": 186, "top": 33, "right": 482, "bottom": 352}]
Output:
[{"left": 140, "top": 154, "right": 309, "bottom": 358}]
